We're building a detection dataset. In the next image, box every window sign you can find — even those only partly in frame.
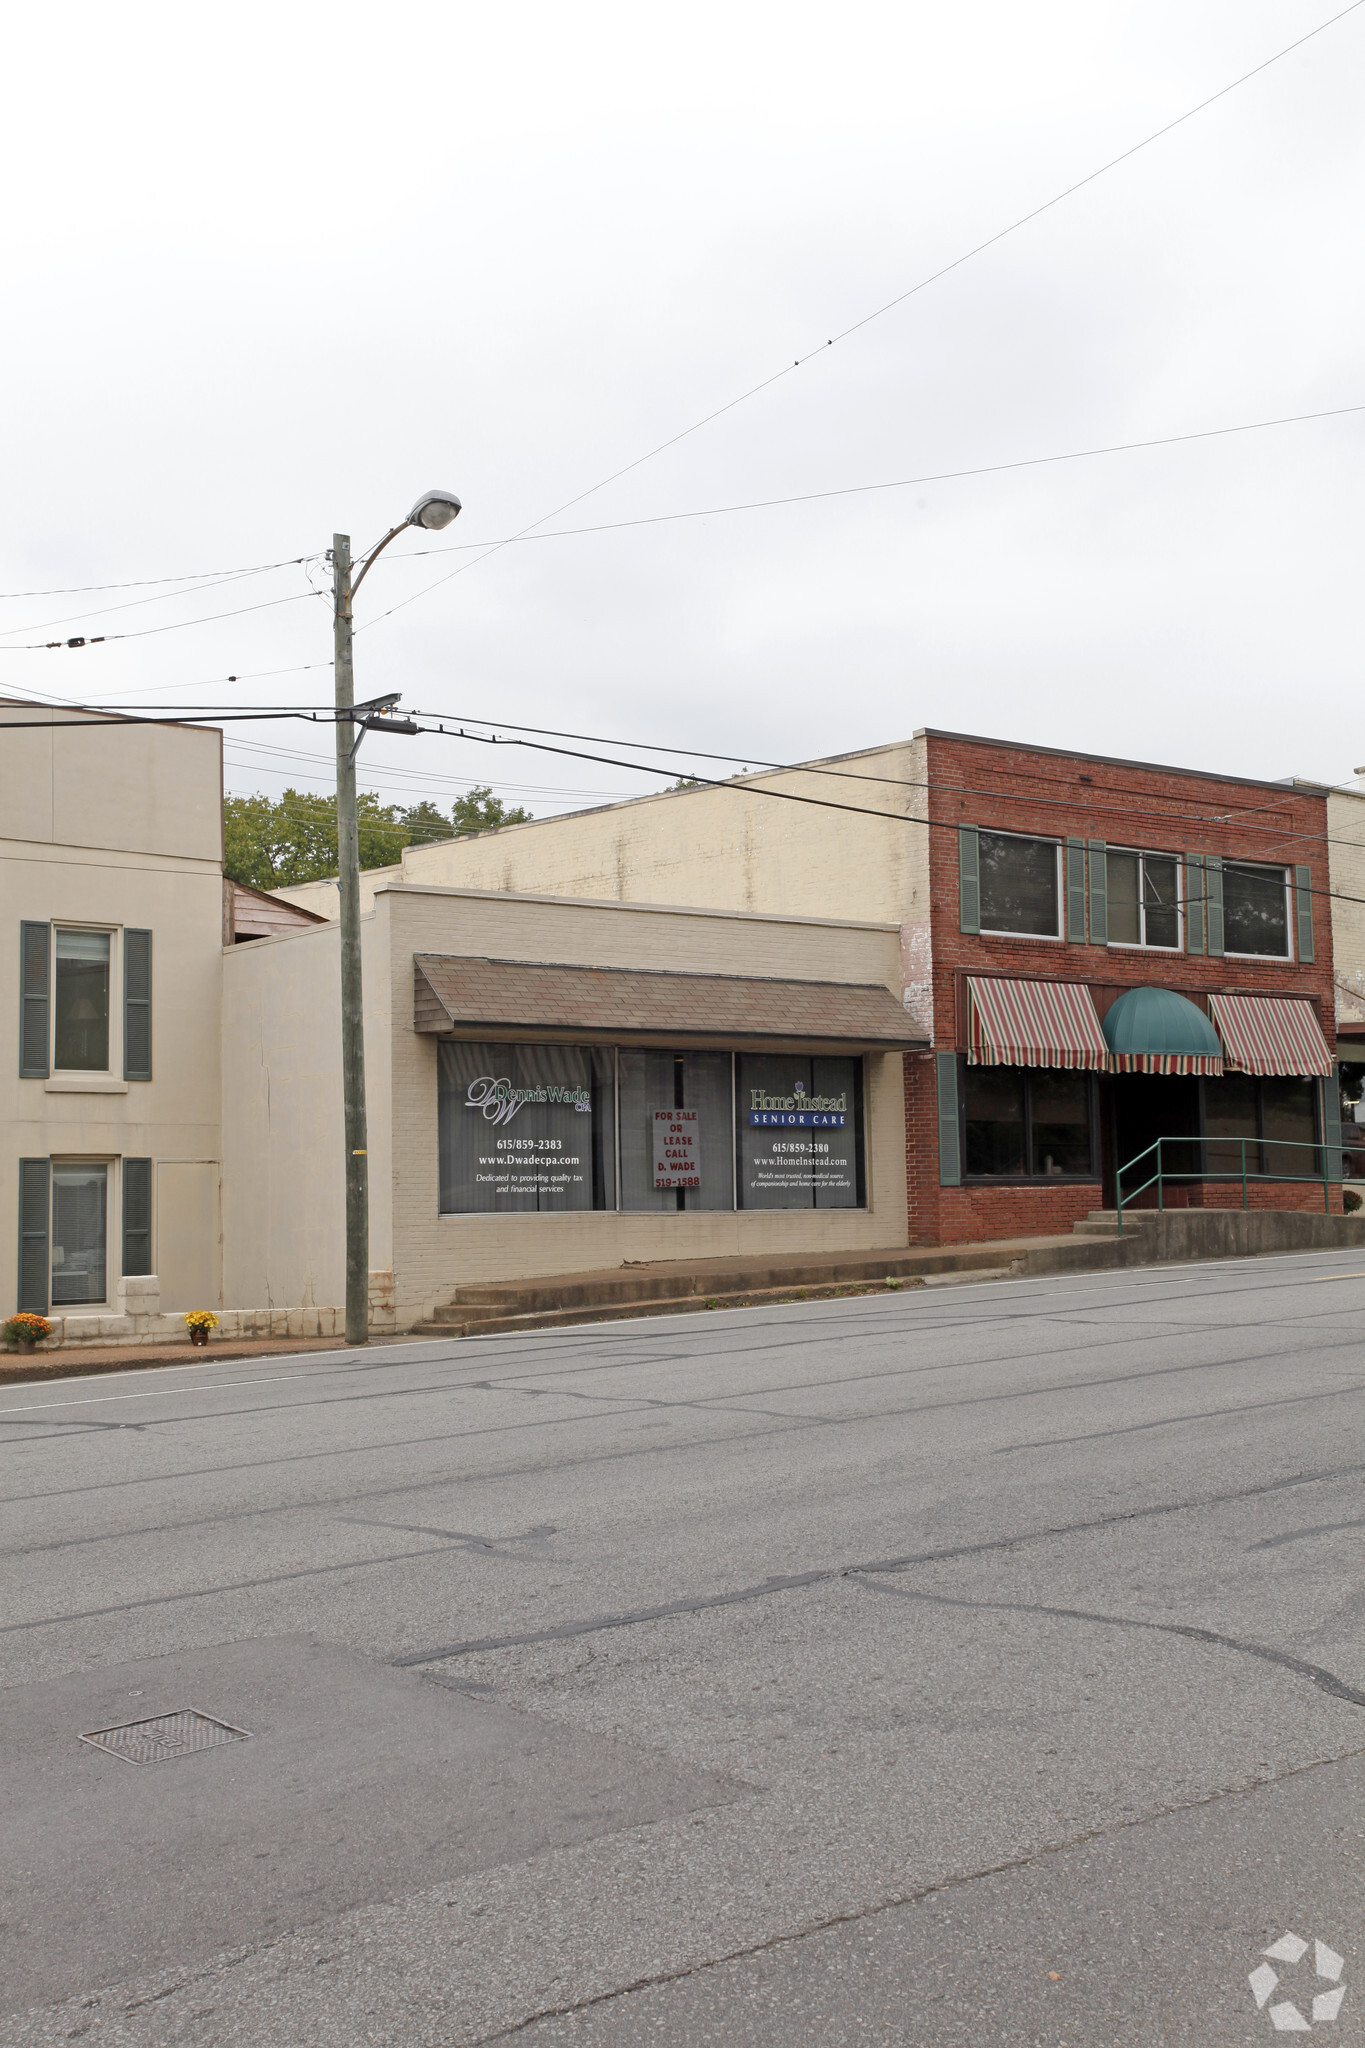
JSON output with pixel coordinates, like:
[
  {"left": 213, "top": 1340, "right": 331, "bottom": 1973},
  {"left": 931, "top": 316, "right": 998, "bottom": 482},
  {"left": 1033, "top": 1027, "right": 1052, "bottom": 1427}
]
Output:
[
  {"left": 737, "top": 1055, "right": 862, "bottom": 1210},
  {"left": 653, "top": 1107, "right": 700, "bottom": 1189},
  {"left": 438, "top": 1042, "right": 615, "bottom": 1213},
  {"left": 620, "top": 1050, "right": 732, "bottom": 1210}
]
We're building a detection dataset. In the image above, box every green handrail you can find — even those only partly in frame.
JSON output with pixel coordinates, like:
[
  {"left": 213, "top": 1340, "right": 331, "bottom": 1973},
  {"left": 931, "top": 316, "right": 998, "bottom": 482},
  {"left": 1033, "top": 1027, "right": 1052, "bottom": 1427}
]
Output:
[{"left": 1115, "top": 1133, "right": 1335, "bottom": 1236}]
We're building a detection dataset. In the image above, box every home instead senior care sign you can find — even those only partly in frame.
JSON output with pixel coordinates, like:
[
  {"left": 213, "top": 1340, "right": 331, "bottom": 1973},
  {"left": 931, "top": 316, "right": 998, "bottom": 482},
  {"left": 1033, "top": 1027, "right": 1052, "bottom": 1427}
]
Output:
[{"left": 745, "top": 1071, "right": 857, "bottom": 1206}]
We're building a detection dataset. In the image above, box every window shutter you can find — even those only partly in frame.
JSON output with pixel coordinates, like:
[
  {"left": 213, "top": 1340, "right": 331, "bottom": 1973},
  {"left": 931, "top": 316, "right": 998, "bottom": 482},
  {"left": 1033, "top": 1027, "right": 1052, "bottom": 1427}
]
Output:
[
  {"left": 122, "top": 1158, "right": 153, "bottom": 1277},
  {"left": 936, "top": 1051, "right": 962, "bottom": 1186},
  {"left": 1185, "top": 855, "right": 1205, "bottom": 956},
  {"left": 20, "top": 922, "right": 50, "bottom": 1078},
  {"left": 1066, "top": 839, "right": 1086, "bottom": 942},
  {"left": 958, "top": 827, "right": 980, "bottom": 935},
  {"left": 1294, "top": 866, "right": 1315, "bottom": 964},
  {"left": 1323, "top": 1063, "right": 1343, "bottom": 1184},
  {"left": 1087, "top": 840, "right": 1107, "bottom": 945},
  {"left": 18, "top": 1158, "right": 50, "bottom": 1315},
  {"left": 124, "top": 929, "right": 152, "bottom": 1081},
  {"left": 1206, "top": 858, "right": 1225, "bottom": 958}
]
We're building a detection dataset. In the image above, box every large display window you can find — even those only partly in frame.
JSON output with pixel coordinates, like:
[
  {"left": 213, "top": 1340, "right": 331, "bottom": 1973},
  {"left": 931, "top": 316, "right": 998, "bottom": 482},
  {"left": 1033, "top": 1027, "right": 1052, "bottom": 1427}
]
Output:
[
  {"left": 618, "top": 1050, "right": 734, "bottom": 1211},
  {"left": 438, "top": 1042, "right": 616, "bottom": 1213},
  {"left": 437, "top": 1043, "right": 868, "bottom": 1216},
  {"left": 736, "top": 1054, "right": 864, "bottom": 1209}
]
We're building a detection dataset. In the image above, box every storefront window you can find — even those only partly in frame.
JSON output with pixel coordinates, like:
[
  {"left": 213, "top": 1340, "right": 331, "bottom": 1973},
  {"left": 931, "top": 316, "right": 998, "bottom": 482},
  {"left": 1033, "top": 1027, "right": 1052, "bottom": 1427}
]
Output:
[
  {"left": 1029, "top": 1072, "right": 1092, "bottom": 1174},
  {"left": 1202, "top": 1073, "right": 1260, "bottom": 1175},
  {"left": 1262, "top": 1076, "right": 1318, "bottom": 1174},
  {"left": 619, "top": 1050, "right": 733, "bottom": 1211},
  {"left": 964, "top": 1067, "right": 1025, "bottom": 1175},
  {"left": 736, "top": 1054, "right": 863, "bottom": 1210},
  {"left": 438, "top": 1042, "right": 616, "bottom": 1213},
  {"left": 964, "top": 1065, "right": 1096, "bottom": 1178}
]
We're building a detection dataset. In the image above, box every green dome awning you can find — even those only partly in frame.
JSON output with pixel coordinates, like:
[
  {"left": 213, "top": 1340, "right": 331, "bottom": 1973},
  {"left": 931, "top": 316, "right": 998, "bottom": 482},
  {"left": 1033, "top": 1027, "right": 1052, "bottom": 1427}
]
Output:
[{"left": 1102, "top": 986, "right": 1224, "bottom": 1075}]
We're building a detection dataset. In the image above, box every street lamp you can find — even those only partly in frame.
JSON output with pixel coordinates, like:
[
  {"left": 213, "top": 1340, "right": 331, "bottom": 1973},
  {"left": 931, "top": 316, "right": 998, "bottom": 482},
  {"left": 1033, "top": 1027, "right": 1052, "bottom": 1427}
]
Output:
[{"left": 331, "top": 488, "right": 462, "bottom": 1345}]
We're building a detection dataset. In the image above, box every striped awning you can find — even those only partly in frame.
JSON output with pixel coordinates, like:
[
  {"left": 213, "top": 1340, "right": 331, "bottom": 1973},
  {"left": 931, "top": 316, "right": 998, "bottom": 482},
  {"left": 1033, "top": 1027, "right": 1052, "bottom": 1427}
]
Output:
[
  {"left": 1207, "top": 993, "right": 1333, "bottom": 1077},
  {"left": 967, "top": 976, "right": 1109, "bottom": 1071}
]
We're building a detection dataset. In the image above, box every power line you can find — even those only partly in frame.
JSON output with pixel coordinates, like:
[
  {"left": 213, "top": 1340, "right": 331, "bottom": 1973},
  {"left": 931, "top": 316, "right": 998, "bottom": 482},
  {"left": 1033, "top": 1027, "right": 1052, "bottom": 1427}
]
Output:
[
  {"left": 363, "top": 402, "right": 1365, "bottom": 558},
  {"left": 0, "top": 560, "right": 314, "bottom": 640},
  {"left": 0, "top": 555, "right": 311, "bottom": 602},
  {"left": 359, "top": 0, "right": 1365, "bottom": 630},
  {"left": 0, "top": 589, "right": 321, "bottom": 652},
  {"left": 417, "top": 719, "right": 1365, "bottom": 916}
]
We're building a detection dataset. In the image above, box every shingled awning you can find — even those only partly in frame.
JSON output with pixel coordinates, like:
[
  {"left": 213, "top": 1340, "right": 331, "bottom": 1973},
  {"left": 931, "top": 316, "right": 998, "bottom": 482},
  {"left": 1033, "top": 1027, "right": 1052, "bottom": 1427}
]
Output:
[{"left": 414, "top": 955, "right": 924, "bottom": 1051}]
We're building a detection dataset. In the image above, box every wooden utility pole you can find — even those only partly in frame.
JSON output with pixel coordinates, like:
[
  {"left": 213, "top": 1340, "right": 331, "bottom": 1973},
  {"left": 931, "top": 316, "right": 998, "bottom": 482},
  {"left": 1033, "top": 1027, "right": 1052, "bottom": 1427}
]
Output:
[{"left": 332, "top": 532, "right": 369, "bottom": 1345}]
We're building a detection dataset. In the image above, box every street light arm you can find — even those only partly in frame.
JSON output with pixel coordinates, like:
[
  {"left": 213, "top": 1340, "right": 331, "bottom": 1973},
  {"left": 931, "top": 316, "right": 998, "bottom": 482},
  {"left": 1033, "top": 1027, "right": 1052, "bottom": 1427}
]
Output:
[{"left": 349, "top": 521, "right": 410, "bottom": 598}]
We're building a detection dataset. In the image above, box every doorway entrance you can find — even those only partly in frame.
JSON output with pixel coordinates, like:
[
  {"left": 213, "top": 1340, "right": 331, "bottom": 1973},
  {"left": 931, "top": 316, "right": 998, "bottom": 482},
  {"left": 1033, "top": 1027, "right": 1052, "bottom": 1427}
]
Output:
[{"left": 1110, "top": 1074, "right": 1201, "bottom": 1207}]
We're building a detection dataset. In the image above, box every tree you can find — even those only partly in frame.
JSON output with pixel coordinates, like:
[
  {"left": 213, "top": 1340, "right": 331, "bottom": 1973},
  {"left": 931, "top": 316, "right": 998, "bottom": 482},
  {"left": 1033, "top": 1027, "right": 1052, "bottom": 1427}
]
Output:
[{"left": 222, "top": 784, "right": 533, "bottom": 887}]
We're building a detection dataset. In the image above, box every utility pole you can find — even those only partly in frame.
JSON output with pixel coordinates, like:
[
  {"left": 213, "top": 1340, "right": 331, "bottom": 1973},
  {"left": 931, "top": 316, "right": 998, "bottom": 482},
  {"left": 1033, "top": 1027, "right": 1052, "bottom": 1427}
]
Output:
[
  {"left": 333, "top": 533, "right": 369, "bottom": 1345},
  {"left": 328, "top": 491, "right": 461, "bottom": 1348}
]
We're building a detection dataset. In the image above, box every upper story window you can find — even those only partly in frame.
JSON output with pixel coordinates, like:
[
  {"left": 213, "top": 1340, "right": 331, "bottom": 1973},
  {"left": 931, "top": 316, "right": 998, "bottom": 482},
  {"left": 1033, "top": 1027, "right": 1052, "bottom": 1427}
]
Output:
[
  {"left": 19, "top": 922, "right": 152, "bottom": 1082},
  {"left": 977, "top": 831, "right": 1061, "bottom": 939},
  {"left": 1223, "top": 862, "right": 1290, "bottom": 958},
  {"left": 54, "top": 929, "right": 111, "bottom": 1071},
  {"left": 1107, "top": 851, "right": 1180, "bottom": 951}
]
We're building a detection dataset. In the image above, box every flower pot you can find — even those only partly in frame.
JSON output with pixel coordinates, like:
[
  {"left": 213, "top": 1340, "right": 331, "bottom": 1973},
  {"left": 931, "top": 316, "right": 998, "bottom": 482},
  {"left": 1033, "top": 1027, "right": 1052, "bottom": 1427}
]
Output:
[
  {"left": 189, "top": 1327, "right": 209, "bottom": 1348},
  {"left": 17, "top": 1338, "right": 36, "bottom": 1355}
]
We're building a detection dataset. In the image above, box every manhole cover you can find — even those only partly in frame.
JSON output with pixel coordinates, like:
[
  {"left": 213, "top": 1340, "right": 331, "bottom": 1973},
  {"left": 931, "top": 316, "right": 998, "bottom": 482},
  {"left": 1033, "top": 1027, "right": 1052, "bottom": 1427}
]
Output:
[{"left": 79, "top": 1709, "right": 251, "bottom": 1766}]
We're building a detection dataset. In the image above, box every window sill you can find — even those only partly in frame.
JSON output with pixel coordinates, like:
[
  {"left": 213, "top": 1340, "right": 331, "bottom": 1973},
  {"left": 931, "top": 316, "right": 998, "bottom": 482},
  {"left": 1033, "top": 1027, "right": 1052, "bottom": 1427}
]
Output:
[
  {"left": 1107, "top": 942, "right": 1183, "bottom": 954},
  {"left": 1223, "top": 950, "right": 1293, "bottom": 963},
  {"left": 43, "top": 1076, "right": 129, "bottom": 1094},
  {"left": 977, "top": 929, "right": 1065, "bottom": 944}
]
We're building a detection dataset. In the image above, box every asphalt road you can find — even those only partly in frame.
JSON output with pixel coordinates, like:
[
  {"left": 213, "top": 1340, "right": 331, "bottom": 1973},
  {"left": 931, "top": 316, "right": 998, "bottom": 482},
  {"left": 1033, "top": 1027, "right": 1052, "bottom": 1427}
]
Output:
[{"left": 2, "top": 1248, "right": 1364, "bottom": 2045}]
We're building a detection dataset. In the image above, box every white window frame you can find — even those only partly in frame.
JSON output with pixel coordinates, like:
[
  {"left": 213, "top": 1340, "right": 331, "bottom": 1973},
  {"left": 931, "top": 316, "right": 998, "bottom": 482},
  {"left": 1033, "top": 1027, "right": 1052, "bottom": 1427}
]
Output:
[
  {"left": 1222, "top": 861, "right": 1294, "bottom": 962},
  {"left": 1105, "top": 847, "right": 1184, "bottom": 954},
  {"left": 50, "top": 922, "right": 121, "bottom": 1080},
  {"left": 977, "top": 828, "right": 1064, "bottom": 943}
]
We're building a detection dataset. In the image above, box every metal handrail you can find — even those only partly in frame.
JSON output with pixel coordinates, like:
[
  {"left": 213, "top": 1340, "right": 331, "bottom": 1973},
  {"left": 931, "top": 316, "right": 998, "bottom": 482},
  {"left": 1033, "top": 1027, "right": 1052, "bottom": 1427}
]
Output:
[{"left": 1115, "top": 1133, "right": 1336, "bottom": 1236}]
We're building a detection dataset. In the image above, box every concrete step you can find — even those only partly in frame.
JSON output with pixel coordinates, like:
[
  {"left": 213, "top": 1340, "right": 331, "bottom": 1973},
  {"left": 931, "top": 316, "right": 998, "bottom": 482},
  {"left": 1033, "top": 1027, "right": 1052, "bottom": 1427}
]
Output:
[
  {"left": 432, "top": 1245, "right": 1023, "bottom": 1325},
  {"left": 414, "top": 1271, "right": 939, "bottom": 1338}
]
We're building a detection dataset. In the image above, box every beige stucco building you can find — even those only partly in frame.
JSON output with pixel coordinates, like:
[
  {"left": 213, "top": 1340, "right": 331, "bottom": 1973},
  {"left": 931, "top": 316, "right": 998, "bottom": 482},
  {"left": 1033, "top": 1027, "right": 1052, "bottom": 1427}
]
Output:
[{"left": 2, "top": 703, "right": 226, "bottom": 1330}]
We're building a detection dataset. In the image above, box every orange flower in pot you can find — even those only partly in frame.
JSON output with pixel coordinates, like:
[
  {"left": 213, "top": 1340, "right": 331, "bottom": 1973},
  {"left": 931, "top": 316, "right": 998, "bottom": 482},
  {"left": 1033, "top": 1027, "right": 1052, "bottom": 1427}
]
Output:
[{"left": 3, "top": 1312, "right": 52, "bottom": 1355}]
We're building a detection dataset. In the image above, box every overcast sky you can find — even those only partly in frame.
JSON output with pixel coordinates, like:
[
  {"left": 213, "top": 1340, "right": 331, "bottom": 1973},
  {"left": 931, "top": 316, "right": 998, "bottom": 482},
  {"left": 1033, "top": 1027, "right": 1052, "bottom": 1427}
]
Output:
[{"left": 4, "top": 1, "right": 1363, "bottom": 820}]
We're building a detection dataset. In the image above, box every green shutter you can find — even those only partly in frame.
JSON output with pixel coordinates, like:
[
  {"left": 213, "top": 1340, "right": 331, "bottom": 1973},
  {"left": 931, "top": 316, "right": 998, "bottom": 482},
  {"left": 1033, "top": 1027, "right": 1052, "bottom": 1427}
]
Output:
[
  {"left": 1206, "top": 858, "right": 1225, "bottom": 958},
  {"left": 1323, "top": 1063, "right": 1343, "bottom": 1184},
  {"left": 1185, "top": 855, "right": 1205, "bottom": 956},
  {"left": 1294, "top": 866, "right": 1315, "bottom": 964},
  {"left": 958, "top": 827, "right": 980, "bottom": 935},
  {"left": 124, "top": 929, "right": 152, "bottom": 1081},
  {"left": 1066, "top": 838, "right": 1086, "bottom": 942},
  {"left": 20, "top": 922, "right": 50, "bottom": 1078},
  {"left": 18, "top": 1159, "right": 50, "bottom": 1314},
  {"left": 936, "top": 1051, "right": 962, "bottom": 1186},
  {"left": 1087, "top": 840, "right": 1107, "bottom": 945},
  {"left": 122, "top": 1158, "right": 153, "bottom": 1277}
]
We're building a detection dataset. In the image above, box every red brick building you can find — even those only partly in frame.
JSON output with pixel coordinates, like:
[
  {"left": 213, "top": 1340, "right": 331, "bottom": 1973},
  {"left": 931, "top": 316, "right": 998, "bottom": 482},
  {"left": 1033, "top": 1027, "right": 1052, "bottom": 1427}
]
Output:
[{"left": 906, "top": 732, "right": 1341, "bottom": 1244}]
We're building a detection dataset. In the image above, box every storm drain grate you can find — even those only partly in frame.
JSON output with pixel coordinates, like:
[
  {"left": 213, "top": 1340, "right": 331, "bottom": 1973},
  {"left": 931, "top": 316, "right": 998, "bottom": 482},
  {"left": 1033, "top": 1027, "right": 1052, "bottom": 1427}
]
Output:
[{"left": 79, "top": 1708, "right": 252, "bottom": 1766}]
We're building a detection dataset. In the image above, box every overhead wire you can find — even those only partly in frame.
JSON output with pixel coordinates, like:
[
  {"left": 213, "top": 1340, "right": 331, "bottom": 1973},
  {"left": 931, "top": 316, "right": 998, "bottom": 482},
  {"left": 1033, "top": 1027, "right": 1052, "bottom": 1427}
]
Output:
[
  {"left": 0, "top": 560, "right": 316, "bottom": 639},
  {"left": 355, "top": 0, "right": 1365, "bottom": 632},
  {"left": 0, "top": 589, "right": 321, "bottom": 651},
  {"left": 0, "top": 555, "right": 312, "bottom": 602},
  {"left": 363, "top": 402, "right": 1365, "bottom": 560},
  {"left": 412, "top": 717, "right": 1365, "bottom": 915}
]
